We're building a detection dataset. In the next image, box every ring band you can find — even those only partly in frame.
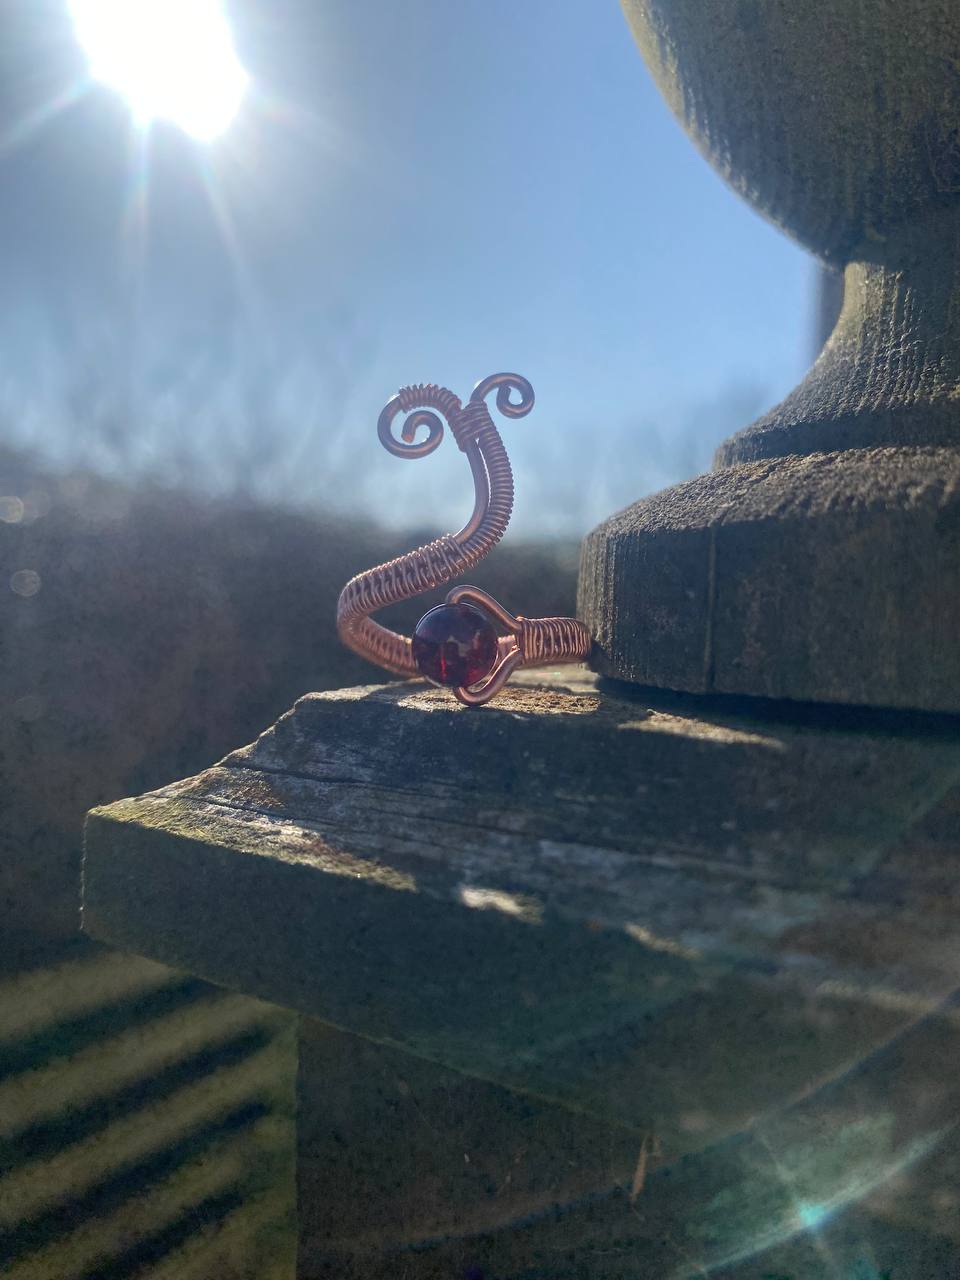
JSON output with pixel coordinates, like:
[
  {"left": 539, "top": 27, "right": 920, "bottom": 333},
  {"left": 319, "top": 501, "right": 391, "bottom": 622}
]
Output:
[{"left": 336, "top": 373, "right": 591, "bottom": 706}]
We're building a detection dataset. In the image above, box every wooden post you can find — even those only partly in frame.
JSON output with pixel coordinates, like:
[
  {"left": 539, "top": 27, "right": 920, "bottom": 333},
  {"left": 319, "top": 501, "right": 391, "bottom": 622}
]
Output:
[
  {"left": 83, "top": 675, "right": 960, "bottom": 1276},
  {"left": 580, "top": 0, "right": 960, "bottom": 711}
]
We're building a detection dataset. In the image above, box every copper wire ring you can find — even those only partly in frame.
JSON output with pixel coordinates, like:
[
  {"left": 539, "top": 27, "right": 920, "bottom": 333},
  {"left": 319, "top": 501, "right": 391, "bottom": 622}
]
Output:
[{"left": 336, "top": 373, "right": 592, "bottom": 706}]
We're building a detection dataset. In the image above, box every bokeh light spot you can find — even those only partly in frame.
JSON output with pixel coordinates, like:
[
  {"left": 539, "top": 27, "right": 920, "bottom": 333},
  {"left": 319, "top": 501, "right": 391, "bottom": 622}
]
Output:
[
  {"left": 0, "top": 496, "right": 24, "bottom": 524},
  {"left": 796, "top": 1200, "right": 830, "bottom": 1230},
  {"left": 10, "top": 569, "right": 42, "bottom": 597}
]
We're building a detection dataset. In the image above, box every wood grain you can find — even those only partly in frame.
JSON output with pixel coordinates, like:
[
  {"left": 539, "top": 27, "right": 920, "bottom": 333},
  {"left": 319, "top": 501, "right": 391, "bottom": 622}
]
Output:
[{"left": 83, "top": 674, "right": 960, "bottom": 1138}]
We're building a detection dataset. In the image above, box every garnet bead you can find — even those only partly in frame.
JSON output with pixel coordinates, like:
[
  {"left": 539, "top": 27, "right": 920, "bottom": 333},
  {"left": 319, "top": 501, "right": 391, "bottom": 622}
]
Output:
[{"left": 412, "top": 603, "right": 498, "bottom": 689}]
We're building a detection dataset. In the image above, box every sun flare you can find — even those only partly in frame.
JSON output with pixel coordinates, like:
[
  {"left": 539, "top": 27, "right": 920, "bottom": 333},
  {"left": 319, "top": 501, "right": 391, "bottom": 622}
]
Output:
[{"left": 68, "top": 0, "right": 249, "bottom": 142}]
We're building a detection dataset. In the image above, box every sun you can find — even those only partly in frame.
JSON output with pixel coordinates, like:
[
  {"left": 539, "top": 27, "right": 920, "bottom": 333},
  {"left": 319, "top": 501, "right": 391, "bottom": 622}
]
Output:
[{"left": 68, "top": 0, "right": 249, "bottom": 142}]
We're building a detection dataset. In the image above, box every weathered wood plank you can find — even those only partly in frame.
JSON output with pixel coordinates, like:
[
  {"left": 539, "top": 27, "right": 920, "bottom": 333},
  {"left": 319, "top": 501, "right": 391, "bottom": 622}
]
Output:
[{"left": 83, "top": 673, "right": 960, "bottom": 1141}]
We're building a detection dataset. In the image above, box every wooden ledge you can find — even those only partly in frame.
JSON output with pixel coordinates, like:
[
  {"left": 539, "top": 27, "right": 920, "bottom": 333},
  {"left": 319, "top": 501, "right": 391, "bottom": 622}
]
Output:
[{"left": 83, "top": 671, "right": 960, "bottom": 1135}]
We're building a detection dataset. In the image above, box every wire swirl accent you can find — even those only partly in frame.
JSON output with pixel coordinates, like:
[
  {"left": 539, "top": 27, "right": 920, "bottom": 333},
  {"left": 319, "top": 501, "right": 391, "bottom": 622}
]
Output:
[{"left": 337, "top": 373, "right": 591, "bottom": 702}]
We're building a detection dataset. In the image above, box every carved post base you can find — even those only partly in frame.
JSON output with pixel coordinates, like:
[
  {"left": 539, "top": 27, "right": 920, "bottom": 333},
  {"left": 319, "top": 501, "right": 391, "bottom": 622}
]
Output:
[
  {"left": 580, "top": 445, "right": 960, "bottom": 710},
  {"left": 584, "top": 4, "right": 960, "bottom": 711}
]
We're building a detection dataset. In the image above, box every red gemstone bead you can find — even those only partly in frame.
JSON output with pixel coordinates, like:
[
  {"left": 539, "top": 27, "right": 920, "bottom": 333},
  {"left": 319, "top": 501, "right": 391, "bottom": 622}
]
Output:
[{"left": 412, "top": 603, "right": 498, "bottom": 689}]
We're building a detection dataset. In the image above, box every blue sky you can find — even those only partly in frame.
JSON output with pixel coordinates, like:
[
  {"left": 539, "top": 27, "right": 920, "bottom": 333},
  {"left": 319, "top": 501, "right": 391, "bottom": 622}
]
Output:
[{"left": 0, "top": 0, "right": 814, "bottom": 535}]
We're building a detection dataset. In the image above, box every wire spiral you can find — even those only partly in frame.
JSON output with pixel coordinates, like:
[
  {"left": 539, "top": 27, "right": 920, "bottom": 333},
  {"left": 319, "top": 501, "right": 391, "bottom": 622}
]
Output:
[{"left": 377, "top": 383, "right": 463, "bottom": 459}]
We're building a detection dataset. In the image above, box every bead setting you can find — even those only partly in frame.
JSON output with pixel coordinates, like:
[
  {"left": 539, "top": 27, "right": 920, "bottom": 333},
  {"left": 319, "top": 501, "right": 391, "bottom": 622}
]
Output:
[{"left": 412, "top": 602, "right": 498, "bottom": 689}]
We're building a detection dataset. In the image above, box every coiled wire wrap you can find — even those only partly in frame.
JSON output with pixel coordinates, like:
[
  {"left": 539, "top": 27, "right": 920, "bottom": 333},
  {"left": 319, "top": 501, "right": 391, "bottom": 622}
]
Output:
[
  {"left": 336, "top": 373, "right": 591, "bottom": 695},
  {"left": 518, "top": 615, "right": 592, "bottom": 665}
]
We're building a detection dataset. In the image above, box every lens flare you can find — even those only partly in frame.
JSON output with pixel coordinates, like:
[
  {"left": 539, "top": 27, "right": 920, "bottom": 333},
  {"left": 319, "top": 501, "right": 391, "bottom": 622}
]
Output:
[{"left": 68, "top": 0, "right": 249, "bottom": 141}]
